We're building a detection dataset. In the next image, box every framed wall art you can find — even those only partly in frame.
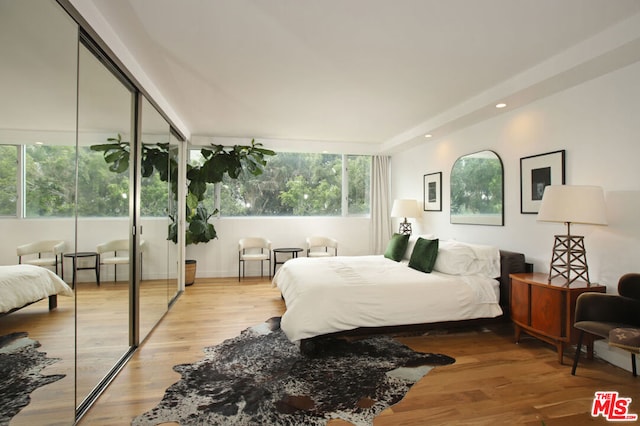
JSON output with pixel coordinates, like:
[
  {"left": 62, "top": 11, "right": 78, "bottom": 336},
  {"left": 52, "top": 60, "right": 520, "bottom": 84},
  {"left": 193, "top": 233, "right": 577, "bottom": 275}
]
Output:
[
  {"left": 520, "top": 149, "right": 565, "bottom": 214},
  {"left": 423, "top": 172, "right": 442, "bottom": 211}
]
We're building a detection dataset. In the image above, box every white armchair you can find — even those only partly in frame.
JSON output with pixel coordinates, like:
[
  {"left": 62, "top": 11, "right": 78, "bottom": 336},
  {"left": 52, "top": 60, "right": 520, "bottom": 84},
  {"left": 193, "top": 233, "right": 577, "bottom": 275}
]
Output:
[
  {"left": 306, "top": 236, "right": 338, "bottom": 257},
  {"left": 238, "top": 237, "right": 271, "bottom": 281},
  {"left": 17, "top": 240, "right": 65, "bottom": 276},
  {"left": 97, "top": 239, "right": 145, "bottom": 283}
]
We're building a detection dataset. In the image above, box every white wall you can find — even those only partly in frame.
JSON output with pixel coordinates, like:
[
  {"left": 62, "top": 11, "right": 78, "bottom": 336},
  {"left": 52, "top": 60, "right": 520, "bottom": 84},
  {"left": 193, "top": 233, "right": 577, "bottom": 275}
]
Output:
[{"left": 391, "top": 60, "right": 640, "bottom": 370}]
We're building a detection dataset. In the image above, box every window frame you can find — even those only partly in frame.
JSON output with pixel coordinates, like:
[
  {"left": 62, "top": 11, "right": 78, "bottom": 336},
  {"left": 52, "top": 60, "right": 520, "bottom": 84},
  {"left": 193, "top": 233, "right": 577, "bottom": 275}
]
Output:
[
  {"left": 7, "top": 145, "right": 372, "bottom": 219},
  {"left": 189, "top": 148, "right": 371, "bottom": 218}
]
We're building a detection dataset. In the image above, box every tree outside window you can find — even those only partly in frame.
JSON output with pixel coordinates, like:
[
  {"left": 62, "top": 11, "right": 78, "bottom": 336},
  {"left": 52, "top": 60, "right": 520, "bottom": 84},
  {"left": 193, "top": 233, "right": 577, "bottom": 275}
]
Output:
[
  {"left": 213, "top": 151, "right": 370, "bottom": 216},
  {"left": 9, "top": 145, "right": 371, "bottom": 219},
  {"left": 0, "top": 145, "right": 18, "bottom": 216}
]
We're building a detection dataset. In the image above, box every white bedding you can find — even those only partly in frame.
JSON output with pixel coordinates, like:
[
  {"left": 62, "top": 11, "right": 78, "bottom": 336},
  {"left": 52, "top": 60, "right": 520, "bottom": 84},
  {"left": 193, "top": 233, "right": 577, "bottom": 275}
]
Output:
[
  {"left": 0, "top": 264, "right": 73, "bottom": 313},
  {"left": 272, "top": 255, "right": 502, "bottom": 342}
]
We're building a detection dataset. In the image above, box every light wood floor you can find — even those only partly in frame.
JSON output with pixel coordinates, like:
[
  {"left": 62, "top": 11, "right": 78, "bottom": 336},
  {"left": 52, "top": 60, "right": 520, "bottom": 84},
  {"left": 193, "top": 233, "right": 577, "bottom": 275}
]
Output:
[
  {"left": 0, "top": 277, "right": 175, "bottom": 426},
  {"left": 1, "top": 287, "right": 75, "bottom": 426},
  {"left": 81, "top": 277, "right": 640, "bottom": 425},
  {"left": 6, "top": 277, "right": 640, "bottom": 425}
]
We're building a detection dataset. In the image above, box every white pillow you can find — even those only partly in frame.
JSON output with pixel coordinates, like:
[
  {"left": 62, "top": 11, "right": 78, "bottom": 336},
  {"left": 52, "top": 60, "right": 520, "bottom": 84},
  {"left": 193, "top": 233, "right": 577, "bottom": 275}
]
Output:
[
  {"left": 464, "top": 242, "right": 501, "bottom": 278},
  {"left": 433, "top": 241, "right": 474, "bottom": 275},
  {"left": 433, "top": 240, "right": 500, "bottom": 278}
]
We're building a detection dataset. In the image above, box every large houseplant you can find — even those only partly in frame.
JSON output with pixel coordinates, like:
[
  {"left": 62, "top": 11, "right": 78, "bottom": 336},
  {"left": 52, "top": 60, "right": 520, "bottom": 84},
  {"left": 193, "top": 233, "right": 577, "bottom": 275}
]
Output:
[{"left": 91, "top": 137, "right": 275, "bottom": 284}]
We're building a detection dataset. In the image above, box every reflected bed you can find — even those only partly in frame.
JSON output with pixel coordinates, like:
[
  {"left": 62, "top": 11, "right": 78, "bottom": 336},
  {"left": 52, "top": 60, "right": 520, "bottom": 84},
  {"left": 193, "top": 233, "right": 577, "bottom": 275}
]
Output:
[{"left": 0, "top": 264, "right": 73, "bottom": 315}]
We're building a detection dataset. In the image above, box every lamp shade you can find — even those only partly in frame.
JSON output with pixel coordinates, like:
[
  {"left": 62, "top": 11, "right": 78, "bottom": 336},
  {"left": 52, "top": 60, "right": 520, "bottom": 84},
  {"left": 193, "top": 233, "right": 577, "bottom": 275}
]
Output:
[
  {"left": 391, "top": 199, "right": 420, "bottom": 218},
  {"left": 537, "top": 185, "right": 607, "bottom": 225}
]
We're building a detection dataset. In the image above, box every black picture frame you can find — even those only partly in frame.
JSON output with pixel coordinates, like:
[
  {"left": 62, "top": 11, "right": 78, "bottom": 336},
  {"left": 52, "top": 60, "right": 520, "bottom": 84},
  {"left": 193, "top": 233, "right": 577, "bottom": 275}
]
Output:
[
  {"left": 423, "top": 172, "right": 442, "bottom": 211},
  {"left": 520, "top": 150, "right": 565, "bottom": 214}
]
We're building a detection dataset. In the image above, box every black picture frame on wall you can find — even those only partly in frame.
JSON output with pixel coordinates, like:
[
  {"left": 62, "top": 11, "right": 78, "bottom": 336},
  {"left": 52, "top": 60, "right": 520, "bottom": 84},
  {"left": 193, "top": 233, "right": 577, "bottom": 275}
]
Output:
[
  {"left": 520, "top": 150, "right": 565, "bottom": 214},
  {"left": 423, "top": 172, "right": 442, "bottom": 211}
]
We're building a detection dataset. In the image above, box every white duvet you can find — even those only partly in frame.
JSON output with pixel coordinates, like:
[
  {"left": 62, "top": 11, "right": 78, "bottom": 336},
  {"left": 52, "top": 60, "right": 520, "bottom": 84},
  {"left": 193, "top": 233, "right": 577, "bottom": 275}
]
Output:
[
  {"left": 273, "top": 255, "right": 502, "bottom": 342},
  {"left": 0, "top": 264, "right": 73, "bottom": 313}
]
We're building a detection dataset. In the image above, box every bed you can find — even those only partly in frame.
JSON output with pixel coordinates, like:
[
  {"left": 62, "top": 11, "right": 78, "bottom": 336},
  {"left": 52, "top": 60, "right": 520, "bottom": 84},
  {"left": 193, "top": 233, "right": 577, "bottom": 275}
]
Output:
[
  {"left": 0, "top": 264, "right": 74, "bottom": 315},
  {"left": 273, "top": 238, "right": 526, "bottom": 349}
]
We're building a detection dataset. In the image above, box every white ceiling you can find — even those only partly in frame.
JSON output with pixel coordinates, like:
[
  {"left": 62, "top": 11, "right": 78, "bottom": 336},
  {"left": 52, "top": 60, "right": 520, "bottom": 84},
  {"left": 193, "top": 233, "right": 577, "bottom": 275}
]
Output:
[{"left": 84, "top": 0, "right": 640, "bottom": 151}]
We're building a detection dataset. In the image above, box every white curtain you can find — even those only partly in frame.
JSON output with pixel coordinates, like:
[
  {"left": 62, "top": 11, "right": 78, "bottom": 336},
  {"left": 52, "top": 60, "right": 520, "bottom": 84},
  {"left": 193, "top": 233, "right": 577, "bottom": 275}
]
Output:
[{"left": 369, "top": 155, "right": 392, "bottom": 254}]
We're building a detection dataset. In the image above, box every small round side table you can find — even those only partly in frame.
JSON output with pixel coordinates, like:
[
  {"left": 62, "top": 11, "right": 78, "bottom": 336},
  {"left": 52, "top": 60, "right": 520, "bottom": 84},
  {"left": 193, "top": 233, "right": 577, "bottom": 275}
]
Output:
[{"left": 273, "top": 247, "right": 303, "bottom": 275}]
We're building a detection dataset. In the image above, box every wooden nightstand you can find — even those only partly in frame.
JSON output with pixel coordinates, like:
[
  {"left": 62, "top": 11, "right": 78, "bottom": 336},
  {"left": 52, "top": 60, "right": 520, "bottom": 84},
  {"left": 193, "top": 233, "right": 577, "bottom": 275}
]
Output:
[{"left": 509, "top": 272, "right": 606, "bottom": 364}]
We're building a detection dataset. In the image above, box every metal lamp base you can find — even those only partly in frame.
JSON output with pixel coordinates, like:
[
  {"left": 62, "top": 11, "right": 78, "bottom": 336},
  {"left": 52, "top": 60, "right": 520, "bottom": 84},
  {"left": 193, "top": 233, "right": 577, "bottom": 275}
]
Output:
[
  {"left": 548, "top": 234, "right": 591, "bottom": 286},
  {"left": 398, "top": 221, "right": 412, "bottom": 236}
]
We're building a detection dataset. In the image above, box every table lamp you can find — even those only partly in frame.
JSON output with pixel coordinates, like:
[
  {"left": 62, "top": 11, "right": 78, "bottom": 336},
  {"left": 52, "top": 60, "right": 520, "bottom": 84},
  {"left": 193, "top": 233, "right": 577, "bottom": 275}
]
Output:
[
  {"left": 391, "top": 199, "right": 421, "bottom": 235},
  {"left": 537, "top": 185, "right": 607, "bottom": 286}
]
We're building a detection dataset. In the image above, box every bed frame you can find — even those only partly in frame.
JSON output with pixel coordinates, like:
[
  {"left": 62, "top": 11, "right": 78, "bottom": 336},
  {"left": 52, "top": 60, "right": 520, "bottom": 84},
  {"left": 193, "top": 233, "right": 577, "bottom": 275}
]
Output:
[
  {"left": 299, "top": 249, "right": 527, "bottom": 355},
  {"left": 0, "top": 295, "right": 58, "bottom": 318}
]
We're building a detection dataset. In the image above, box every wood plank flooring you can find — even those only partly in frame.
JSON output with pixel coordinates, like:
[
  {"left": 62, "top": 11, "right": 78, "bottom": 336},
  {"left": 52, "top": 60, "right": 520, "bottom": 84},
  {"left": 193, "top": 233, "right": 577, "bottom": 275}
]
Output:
[
  {"left": 0, "top": 278, "right": 175, "bottom": 426},
  {"left": 1, "top": 287, "right": 76, "bottom": 426},
  {"left": 5, "top": 277, "right": 640, "bottom": 425},
  {"left": 81, "top": 278, "right": 639, "bottom": 425}
]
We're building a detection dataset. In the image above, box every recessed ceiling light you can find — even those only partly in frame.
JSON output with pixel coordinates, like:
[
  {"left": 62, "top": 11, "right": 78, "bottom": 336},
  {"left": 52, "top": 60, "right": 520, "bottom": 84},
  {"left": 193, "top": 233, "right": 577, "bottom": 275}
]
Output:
[
  {"left": 34, "top": 141, "right": 44, "bottom": 145},
  {"left": 424, "top": 134, "right": 432, "bottom": 138},
  {"left": 495, "top": 103, "right": 507, "bottom": 109}
]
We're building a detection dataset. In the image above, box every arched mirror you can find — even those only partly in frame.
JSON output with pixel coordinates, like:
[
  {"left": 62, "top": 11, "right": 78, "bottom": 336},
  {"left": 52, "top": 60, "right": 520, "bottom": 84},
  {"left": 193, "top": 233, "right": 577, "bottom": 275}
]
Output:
[{"left": 450, "top": 150, "right": 504, "bottom": 226}]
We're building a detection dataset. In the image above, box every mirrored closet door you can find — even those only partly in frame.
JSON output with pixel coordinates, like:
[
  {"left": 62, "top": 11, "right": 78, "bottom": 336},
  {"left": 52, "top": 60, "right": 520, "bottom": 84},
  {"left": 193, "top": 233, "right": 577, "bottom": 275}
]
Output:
[
  {"left": 0, "top": 1, "right": 183, "bottom": 423},
  {"left": 138, "top": 96, "right": 178, "bottom": 342},
  {"left": 75, "top": 37, "right": 135, "bottom": 409},
  {"left": 0, "top": 0, "right": 78, "bottom": 424}
]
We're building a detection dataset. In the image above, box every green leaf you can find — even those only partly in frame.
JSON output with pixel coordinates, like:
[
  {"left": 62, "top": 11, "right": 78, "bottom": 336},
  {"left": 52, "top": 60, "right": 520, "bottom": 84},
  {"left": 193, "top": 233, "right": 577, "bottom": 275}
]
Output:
[
  {"left": 186, "top": 192, "right": 199, "bottom": 213},
  {"left": 167, "top": 222, "right": 178, "bottom": 243},
  {"left": 110, "top": 158, "right": 129, "bottom": 174}
]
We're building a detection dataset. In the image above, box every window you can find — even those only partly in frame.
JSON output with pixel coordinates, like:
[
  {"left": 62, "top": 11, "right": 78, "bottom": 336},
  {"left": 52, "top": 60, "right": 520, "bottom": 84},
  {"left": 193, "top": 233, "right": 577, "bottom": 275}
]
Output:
[
  {"left": 140, "top": 143, "right": 176, "bottom": 218},
  {"left": 13, "top": 142, "right": 173, "bottom": 218},
  {"left": 22, "top": 144, "right": 131, "bottom": 217},
  {"left": 24, "top": 144, "right": 76, "bottom": 217},
  {"left": 190, "top": 149, "right": 371, "bottom": 216},
  {"left": 0, "top": 145, "right": 18, "bottom": 217},
  {"left": 346, "top": 155, "right": 371, "bottom": 215},
  {"left": 10, "top": 145, "right": 371, "bottom": 219},
  {"left": 77, "top": 146, "right": 129, "bottom": 217},
  {"left": 226, "top": 152, "right": 343, "bottom": 216}
]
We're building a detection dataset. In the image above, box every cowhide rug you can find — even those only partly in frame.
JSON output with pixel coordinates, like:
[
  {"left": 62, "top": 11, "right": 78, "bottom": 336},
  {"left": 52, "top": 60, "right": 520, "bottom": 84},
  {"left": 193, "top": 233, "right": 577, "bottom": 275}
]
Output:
[
  {"left": 0, "top": 331, "right": 65, "bottom": 425},
  {"left": 132, "top": 317, "right": 455, "bottom": 426}
]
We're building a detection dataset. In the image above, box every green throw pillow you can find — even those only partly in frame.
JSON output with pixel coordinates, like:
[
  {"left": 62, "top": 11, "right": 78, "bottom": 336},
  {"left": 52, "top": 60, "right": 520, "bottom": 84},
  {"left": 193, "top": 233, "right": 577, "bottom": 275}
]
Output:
[
  {"left": 384, "top": 233, "right": 410, "bottom": 262},
  {"left": 409, "top": 237, "right": 439, "bottom": 273}
]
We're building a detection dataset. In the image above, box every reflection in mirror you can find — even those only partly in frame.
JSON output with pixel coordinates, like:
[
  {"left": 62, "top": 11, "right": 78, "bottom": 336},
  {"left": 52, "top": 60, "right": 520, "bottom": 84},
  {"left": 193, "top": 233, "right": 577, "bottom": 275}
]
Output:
[
  {"left": 76, "top": 41, "right": 133, "bottom": 407},
  {"left": 0, "top": 0, "right": 77, "bottom": 424},
  {"left": 450, "top": 150, "right": 504, "bottom": 226},
  {"left": 167, "top": 133, "right": 180, "bottom": 305},
  {"left": 139, "top": 97, "right": 174, "bottom": 340}
]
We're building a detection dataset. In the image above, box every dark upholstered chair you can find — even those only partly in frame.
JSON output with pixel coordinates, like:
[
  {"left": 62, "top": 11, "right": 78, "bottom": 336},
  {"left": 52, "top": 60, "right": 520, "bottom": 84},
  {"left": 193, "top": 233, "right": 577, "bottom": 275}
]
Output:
[{"left": 572, "top": 273, "right": 640, "bottom": 376}]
